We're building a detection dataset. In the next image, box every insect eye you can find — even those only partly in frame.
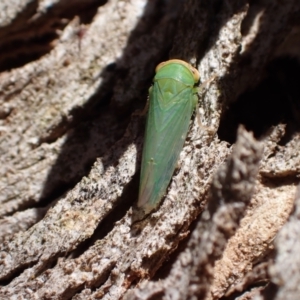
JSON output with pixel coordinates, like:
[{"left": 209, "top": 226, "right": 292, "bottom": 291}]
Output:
[{"left": 190, "top": 67, "right": 200, "bottom": 82}]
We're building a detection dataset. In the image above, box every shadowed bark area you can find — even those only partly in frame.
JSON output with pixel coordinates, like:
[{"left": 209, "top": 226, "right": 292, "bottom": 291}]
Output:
[{"left": 0, "top": 0, "right": 300, "bottom": 299}]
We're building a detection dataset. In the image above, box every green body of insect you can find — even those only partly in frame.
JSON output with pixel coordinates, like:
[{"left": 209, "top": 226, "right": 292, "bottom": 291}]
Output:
[{"left": 138, "top": 59, "right": 200, "bottom": 214}]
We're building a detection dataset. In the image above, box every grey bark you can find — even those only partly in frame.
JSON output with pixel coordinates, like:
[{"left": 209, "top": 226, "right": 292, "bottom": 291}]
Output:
[{"left": 0, "top": 0, "right": 300, "bottom": 299}]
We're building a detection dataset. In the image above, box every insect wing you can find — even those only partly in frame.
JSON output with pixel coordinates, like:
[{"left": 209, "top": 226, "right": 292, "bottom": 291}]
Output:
[{"left": 138, "top": 79, "right": 195, "bottom": 213}]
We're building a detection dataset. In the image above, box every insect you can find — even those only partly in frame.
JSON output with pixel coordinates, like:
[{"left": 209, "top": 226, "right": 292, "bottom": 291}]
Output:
[{"left": 137, "top": 59, "right": 201, "bottom": 214}]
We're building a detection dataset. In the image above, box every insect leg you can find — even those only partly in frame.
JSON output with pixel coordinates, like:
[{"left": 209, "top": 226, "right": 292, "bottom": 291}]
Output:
[
  {"left": 197, "top": 73, "right": 217, "bottom": 93},
  {"left": 141, "top": 86, "right": 153, "bottom": 115}
]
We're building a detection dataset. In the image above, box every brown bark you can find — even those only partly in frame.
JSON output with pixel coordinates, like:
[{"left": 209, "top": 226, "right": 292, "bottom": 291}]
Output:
[{"left": 0, "top": 0, "right": 300, "bottom": 299}]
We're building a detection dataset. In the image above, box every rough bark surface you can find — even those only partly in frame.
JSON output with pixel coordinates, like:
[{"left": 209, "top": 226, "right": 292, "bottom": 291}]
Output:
[{"left": 0, "top": 0, "right": 300, "bottom": 299}]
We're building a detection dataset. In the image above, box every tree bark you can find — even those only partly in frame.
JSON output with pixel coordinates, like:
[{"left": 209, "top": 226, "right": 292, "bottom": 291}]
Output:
[{"left": 0, "top": 0, "right": 300, "bottom": 299}]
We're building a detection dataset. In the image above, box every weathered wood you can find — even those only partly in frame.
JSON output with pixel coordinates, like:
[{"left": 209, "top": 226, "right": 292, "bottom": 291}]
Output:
[{"left": 0, "top": 0, "right": 300, "bottom": 299}]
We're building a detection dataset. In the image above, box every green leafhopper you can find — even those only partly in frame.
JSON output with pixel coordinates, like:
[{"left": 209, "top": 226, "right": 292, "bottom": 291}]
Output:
[{"left": 138, "top": 59, "right": 200, "bottom": 214}]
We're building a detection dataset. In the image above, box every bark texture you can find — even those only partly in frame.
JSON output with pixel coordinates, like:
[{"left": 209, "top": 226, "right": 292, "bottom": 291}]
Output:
[{"left": 0, "top": 0, "right": 300, "bottom": 299}]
